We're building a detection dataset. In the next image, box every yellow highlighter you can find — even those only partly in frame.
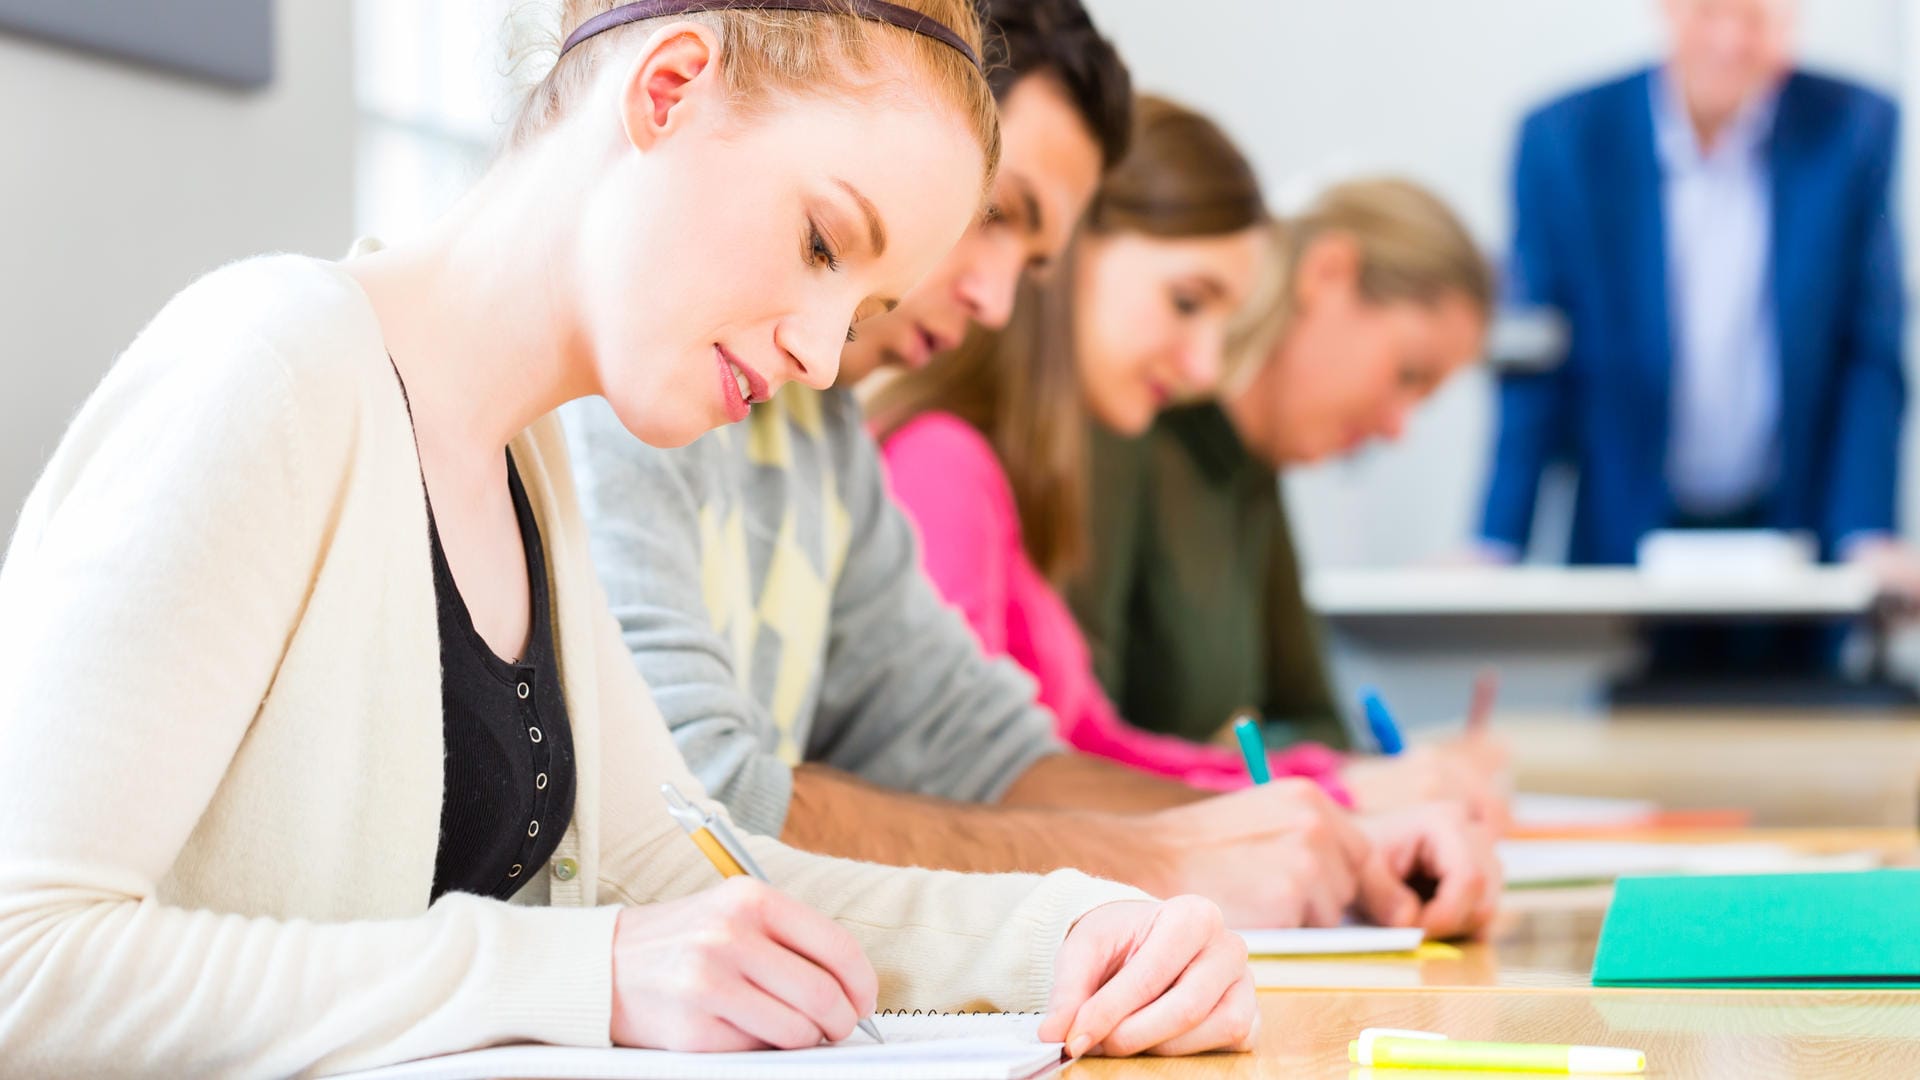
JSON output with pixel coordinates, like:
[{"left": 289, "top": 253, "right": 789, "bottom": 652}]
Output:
[
  {"left": 1349, "top": 1028, "right": 1644, "bottom": 1073},
  {"left": 661, "top": 783, "right": 884, "bottom": 1045}
]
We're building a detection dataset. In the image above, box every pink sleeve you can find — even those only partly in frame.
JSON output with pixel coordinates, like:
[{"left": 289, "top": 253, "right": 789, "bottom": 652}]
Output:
[
  {"left": 1057, "top": 694, "right": 1351, "bottom": 805},
  {"left": 879, "top": 414, "right": 1353, "bottom": 806},
  {"left": 878, "top": 413, "right": 1016, "bottom": 653}
]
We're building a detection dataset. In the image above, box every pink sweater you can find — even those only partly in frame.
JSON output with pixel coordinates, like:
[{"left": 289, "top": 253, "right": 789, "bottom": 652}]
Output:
[{"left": 879, "top": 412, "right": 1349, "bottom": 800}]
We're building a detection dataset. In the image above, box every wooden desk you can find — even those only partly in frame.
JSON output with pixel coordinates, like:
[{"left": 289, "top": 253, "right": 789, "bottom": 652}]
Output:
[
  {"left": 1501, "top": 714, "right": 1920, "bottom": 827},
  {"left": 1064, "top": 989, "right": 1920, "bottom": 1078},
  {"left": 1066, "top": 829, "right": 1920, "bottom": 1079}
]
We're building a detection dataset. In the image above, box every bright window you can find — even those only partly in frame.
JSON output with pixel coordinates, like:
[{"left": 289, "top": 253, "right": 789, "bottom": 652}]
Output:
[{"left": 353, "top": 0, "right": 521, "bottom": 240}]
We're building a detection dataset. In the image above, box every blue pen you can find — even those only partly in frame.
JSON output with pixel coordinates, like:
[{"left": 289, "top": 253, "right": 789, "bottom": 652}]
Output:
[
  {"left": 1360, "top": 688, "right": 1405, "bottom": 756},
  {"left": 1232, "top": 714, "right": 1272, "bottom": 785}
]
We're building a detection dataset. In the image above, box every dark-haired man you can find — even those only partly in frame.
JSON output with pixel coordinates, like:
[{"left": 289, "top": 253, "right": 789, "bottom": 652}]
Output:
[{"left": 567, "top": 0, "right": 1499, "bottom": 937}]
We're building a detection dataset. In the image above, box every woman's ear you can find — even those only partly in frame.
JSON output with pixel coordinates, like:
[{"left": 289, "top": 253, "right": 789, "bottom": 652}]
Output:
[
  {"left": 618, "top": 22, "right": 721, "bottom": 153},
  {"left": 1292, "top": 232, "right": 1361, "bottom": 314}
]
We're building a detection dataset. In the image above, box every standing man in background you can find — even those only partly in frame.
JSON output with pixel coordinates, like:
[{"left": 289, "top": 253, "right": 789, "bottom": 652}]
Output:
[{"left": 1479, "top": 0, "right": 1918, "bottom": 673}]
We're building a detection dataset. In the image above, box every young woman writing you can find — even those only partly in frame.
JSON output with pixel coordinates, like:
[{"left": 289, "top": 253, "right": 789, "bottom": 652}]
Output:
[
  {"left": 0, "top": 5, "right": 1251, "bottom": 1074},
  {"left": 872, "top": 101, "right": 1503, "bottom": 937},
  {"left": 1068, "top": 178, "right": 1507, "bottom": 820}
]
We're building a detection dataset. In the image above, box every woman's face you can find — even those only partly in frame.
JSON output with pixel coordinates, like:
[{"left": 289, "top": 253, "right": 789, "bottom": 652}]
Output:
[
  {"left": 838, "top": 72, "right": 1105, "bottom": 384},
  {"left": 575, "top": 28, "right": 984, "bottom": 447},
  {"left": 1262, "top": 241, "right": 1486, "bottom": 465},
  {"left": 1073, "top": 227, "right": 1269, "bottom": 436}
]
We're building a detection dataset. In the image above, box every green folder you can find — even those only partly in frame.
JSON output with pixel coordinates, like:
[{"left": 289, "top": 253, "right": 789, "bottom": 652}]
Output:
[{"left": 1592, "top": 869, "right": 1920, "bottom": 988}]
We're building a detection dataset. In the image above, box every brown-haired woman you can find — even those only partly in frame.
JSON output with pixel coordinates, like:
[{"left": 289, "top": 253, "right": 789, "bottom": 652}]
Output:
[
  {"left": 1070, "top": 178, "right": 1512, "bottom": 822},
  {"left": 872, "top": 100, "right": 1504, "bottom": 939},
  {"left": 0, "top": 6, "right": 1250, "bottom": 1074},
  {"left": 870, "top": 94, "right": 1276, "bottom": 782}
]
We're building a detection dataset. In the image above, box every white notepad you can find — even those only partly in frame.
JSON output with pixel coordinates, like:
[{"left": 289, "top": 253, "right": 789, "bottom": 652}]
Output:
[
  {"left": 1498, "top": 839, "right": 1880, "bottom": 887},
  {"left": 1509, "top": 792, "right": 1659, "bottom": 830},
  {"left": 1236, "top": 926, "right": 1424, "bottom": 956},
  {"left": 326, "top": 1014, "right": 1056, "bottom": 1080}
]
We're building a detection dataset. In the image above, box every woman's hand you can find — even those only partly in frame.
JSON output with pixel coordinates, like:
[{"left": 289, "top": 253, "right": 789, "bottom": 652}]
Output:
[
  {"left": 1038, "top": 897, "right": 1258, "bottom": 1058},
  {"left": 1356, "top": 802, "right": 1503, "bottom": 939},
  {"left": 1342, "top": 736, "right": 1512, "bottom": 826},
  {"left": 609, "top": 877, "right": 878, "bottom": 1051}
]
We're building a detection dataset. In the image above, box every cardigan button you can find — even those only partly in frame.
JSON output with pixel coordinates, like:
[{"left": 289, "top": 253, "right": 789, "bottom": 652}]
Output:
[
  {"left": 517, "top": 682, "right": 530, "bottom": 700},
  {"left": 507, "top": 863, "right": 523, "bottom": 878},
  {"left": 552, "top": 858, "right": 578, "bottom": 882}
]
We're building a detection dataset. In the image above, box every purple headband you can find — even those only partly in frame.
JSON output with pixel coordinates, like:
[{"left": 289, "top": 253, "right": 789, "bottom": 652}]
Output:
[{"left": 559, "top": 0, "right": 980, "bottom": 69}]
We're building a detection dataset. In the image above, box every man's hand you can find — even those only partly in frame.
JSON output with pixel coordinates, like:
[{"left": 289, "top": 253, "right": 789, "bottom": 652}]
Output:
[
  {"left": 1143, "top": 781, "right": 1418, "bottom": 929},
  {"left": 1848, "top": 537, "right": 1920, "bottom": 613}
]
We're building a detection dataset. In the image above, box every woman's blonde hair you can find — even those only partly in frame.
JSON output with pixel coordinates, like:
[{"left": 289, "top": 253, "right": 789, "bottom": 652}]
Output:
[
  {"left": 503, "top": 0, "right": 999, "bottom": 186},
  {"left": 1223, "top": 177, "right": 1494, "bottom": 391},
  {"left": 870, "top": 95, "right": 1265, "bottom": 581}
]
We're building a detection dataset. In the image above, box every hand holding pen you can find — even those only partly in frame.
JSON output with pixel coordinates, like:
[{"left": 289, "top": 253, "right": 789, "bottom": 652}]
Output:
[
  {"left": 602, "top": 784, "right": 882, "bottom": 1052},
  {"left": 662, "top": 784, "right": 886, "bottom": 1045}
]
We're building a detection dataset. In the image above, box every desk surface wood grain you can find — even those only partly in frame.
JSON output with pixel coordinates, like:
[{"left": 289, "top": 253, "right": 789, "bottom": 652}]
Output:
[
  {"left": 1067, "top": 828, "right": 1920, "bottom": 1079},
  {"left": 1064, "top": 988, "right": 1920, "bottom": 1078},
  {"left": 1498, "top": 715, "right": 1920, "bottom": 827}
]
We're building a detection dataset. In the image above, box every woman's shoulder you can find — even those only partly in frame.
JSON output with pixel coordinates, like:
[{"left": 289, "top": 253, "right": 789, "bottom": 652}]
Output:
[
  {"left": 39, "top": 255, "right": 401, "bottom": 512},
  {"left": 137, "top": 251, "right": 384, "bottom": 378},
  {"left": 882, "top": 410, "right": 1001, "bottom": 471},
  {"left": 93, "top": 253, "right": 401, "bottom": 443},
  {"left": 879, "top": 405, "right": 1021, "bottom": 518}
]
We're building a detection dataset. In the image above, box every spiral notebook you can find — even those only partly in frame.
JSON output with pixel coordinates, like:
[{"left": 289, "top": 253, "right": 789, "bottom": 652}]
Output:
[{"left": 326, "top": 1013, "right": 1057, "bottom": 1080}]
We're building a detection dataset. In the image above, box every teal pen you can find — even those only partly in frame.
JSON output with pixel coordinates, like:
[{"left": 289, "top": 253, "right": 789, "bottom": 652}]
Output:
[
  {"left": 1232, "top": 714, "right": 1272, "bottom": 785},
  {"left": 1360, "top": 688, "right": 1405, "bottom": 756}
]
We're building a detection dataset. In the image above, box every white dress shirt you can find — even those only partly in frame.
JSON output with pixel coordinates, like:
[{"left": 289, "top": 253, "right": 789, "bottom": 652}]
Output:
[{"left": 1653, "top": 68, "right": 1784, "bottom": 518}]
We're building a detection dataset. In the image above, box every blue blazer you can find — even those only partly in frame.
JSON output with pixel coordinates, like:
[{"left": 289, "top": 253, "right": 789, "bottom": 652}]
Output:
[{"left": 1480, "top": 68, "right": 1905, "bottom": 564}]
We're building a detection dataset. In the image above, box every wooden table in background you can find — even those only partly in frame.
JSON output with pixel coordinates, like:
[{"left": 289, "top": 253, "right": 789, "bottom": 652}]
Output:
[
  {"left": 1501, "top": 714, "right": 1920, "bottom": 828},
  {"left": 1066, "top": 829, "right": 1920, "bottom": 1079}
]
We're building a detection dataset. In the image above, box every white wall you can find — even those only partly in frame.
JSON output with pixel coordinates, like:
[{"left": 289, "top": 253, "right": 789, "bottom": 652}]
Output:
[
  {"left": 0, "top": 0, "right": 354, "bottom": 525},
  {"left": 1091, "top": 0, "right": 1911, "bottom": 567}
]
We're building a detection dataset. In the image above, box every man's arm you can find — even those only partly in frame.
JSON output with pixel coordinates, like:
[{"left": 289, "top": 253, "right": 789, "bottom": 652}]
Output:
[
  {"left": 1825, "top": 95, "right": 1905, "bottom": 551},
  {"left": 783, "top": 762, "right": 1176, "bottom": 885},
  {"left": 1000, "top": 748, "right": 1207, "bottom": 813},
  {"left": 783, "top": 762, "right": 1418, "bottom": 932},
  {"left": 1480, "top": 110, "right": 1575, "bottom": 554}
]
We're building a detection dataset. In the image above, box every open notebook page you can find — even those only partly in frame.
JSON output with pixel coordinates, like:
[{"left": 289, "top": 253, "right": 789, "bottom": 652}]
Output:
[{"left": 325, "top": 1013, "right": 1056, "bottom": 1080}]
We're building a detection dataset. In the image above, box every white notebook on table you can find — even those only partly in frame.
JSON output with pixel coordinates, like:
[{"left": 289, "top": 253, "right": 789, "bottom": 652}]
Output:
[
  {"left": 1236, "top": 926, "right": 1424, "bottom": 956},
  {"left": 326, "top": 1013, "right": 1057, "bottom": 1080}
]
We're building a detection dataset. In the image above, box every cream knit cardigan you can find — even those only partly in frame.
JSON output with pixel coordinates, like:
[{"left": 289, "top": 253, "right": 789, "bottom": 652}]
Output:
[{"left": 0, "top": 256, "right": 1144, "bottom": 1078}]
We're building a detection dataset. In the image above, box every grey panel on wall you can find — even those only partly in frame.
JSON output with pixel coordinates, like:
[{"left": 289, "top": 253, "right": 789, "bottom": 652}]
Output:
[{"left": 0, "top": 0, "right": 273, "bottom": 88}]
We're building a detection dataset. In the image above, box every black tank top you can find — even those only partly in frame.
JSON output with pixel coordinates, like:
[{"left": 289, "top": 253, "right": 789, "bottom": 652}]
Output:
[{"left": 424, "top": 454, "right": 578, "bottom": 901}]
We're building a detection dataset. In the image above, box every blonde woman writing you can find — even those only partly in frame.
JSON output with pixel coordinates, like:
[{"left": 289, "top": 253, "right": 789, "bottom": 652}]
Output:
[{"left": 0, "top": 3, "right": 1251, "bottom": 1074}]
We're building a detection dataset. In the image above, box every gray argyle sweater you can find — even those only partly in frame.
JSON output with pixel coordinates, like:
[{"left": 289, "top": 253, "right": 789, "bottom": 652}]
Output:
[{"left": 563, "top": 387, "right": 1063, "bottom": 836}]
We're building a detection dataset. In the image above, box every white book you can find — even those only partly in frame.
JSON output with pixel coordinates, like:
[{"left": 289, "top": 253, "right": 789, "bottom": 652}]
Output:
[
  {"left": 1498, "top": 840, "right": 1880, "bottom": 887},
  {"left": 1510, "top": 793, "right": 1658, "bottom": 830},
  {"left": 1236, "top": 926, "right": 1424, "bottom": 956},
  {"left": 325, "top": 1014, "right": 1056, "bottom": 1080}
]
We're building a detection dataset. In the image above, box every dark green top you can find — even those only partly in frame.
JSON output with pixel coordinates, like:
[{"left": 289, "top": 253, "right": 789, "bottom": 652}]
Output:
[{"left": 1067, "top": 401, "right": 1349, "bottom": 750}]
